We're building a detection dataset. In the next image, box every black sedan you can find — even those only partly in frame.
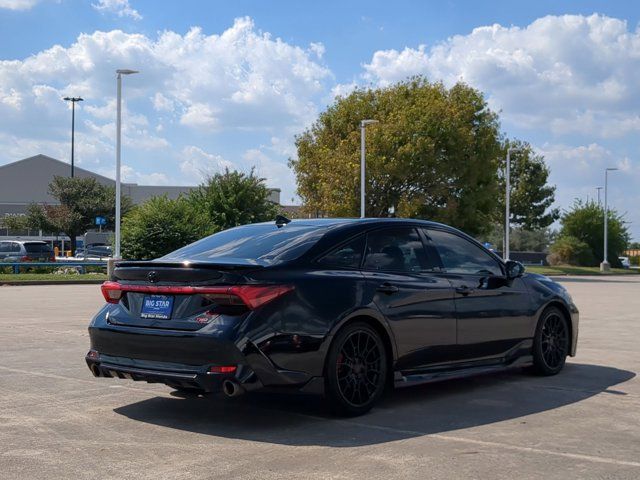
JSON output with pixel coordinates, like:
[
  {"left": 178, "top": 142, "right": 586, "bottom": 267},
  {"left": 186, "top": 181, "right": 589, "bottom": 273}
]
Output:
[{"left": 87, "top": 218, "right": 579, "bottom": 416}]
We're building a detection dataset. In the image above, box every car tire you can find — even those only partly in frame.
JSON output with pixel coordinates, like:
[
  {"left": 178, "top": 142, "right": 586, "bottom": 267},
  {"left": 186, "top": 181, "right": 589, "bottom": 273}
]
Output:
[
  {"left": 531, "top": 306, "right": 570, "bottom": 376},
  {"left": 325, "top": 322, "right": 388, "bottom": 417}
]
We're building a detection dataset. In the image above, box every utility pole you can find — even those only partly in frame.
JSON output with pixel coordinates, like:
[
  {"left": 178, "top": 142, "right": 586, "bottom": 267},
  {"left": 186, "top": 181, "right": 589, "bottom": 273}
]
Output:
[
  {"left": 596, "top": 186, "right": 603, "bottom": 205},
  {"left": 504, "top": 147, "right": 521, "bottom": 260},
  {"left": 600, "top": 168, "right": 618, "bottom": 271},
  {"left": 114, "top": 69, "right": 139, "bottom": 260},
  {"left": 63, "top": 97, "right": 83, "bottom": 177},
  {"left": 360, "top": 119, "right": 378, "bottom": 218}
]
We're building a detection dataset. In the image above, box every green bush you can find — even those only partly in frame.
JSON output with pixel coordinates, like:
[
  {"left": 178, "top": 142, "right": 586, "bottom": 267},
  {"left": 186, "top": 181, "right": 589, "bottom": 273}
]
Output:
[
  {"left": 188, "top": 168, "right": 280, "bottom": 232},
  {"left": 558, "top": 200, "right": 628, "bottom": 267},
  {"left": 120, "top": 168, "right": 280, "bottom": 261},
  {"left": 121, "top": 196, "right": 207, "bottom": 261},
  {"left": 547, "top": 235, "right": 596, "bottom": 266}
]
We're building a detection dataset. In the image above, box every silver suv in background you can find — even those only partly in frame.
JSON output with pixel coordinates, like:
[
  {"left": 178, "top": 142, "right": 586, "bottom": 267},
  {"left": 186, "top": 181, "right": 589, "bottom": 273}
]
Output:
[{"left": 0, "top": 240, "right": 55, "bottom": 262}]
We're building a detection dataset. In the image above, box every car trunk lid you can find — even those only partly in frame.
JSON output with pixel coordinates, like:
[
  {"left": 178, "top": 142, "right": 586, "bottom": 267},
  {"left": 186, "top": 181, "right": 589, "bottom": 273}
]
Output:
[{"left": 107, "top": 262, "right": 260, "bottom": 331}]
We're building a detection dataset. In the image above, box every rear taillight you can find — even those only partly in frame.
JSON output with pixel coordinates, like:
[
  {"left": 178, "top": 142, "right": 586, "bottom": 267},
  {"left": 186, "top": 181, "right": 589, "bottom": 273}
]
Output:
[
  {"left": 208, "top": 365, "right": 237, "bottom": 374},
  {"left": 101, "top": 282, "right": 123, "bottom": 303},
  {"left": 49, "top": 256, "right": 56, "bottom": 262},
  {"left": 99, "top": 281, "right": 293, "bottom": 309},
  {"left": 20, "top": 256, "right": 30, "bottom": 261},
  {"left": 227, "top": 285, "right": 294, "bottom": 309}
]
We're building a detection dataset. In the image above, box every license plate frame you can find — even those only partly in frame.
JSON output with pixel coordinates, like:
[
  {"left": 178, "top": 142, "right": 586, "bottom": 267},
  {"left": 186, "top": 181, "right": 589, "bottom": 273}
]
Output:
[{"left": 141, "top": 294, "right": 174, "bottom": 319}]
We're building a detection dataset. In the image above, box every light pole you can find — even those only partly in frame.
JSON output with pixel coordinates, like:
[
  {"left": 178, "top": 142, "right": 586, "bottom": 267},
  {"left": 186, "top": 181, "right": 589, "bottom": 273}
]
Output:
[
  {"left": 600, "top": 167, "right": 618, "bottom": 271},
  {"left": 596, "top": 186, "right": 603, "bottom": 205},
  {"left": 360, "top": 119, "right": 378, "bottom": 218},
  {"left": 63, "top": 96, "right": 83, "bottom": 177},
  {"left": 115, "top": 69, "right": 138, "bottom": 260},
  {"left": 504, "top": 147, "right": 521, "bottom": 260}
]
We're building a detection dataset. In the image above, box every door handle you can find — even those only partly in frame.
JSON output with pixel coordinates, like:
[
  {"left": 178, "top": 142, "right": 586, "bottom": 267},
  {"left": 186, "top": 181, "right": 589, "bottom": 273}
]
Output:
[
  {"left": 455, "top": 285, "right": 474, "bottom": 296},
  {"left": 377, "top": 283, "right": 399, "bottom": 294}
]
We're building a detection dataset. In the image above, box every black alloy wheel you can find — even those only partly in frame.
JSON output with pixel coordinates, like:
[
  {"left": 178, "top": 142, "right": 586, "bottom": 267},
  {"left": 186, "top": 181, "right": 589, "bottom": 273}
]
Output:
[
  {"left": 531, "top": 307, "right": 569, "bottom": 375},
  {"left": 325, "top": 322, "right": 387, "bottom": 416}
]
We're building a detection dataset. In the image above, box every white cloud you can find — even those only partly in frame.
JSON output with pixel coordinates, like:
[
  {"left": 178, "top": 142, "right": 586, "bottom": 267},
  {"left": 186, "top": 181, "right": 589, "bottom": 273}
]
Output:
[
  {"left": 0, "top": 17, "right": 331, "bottom": 177},
  {"left": 0, "top": 0, "right": 39, "bottom": 10},
  {"left": 180, "top": 103, "right": 219, "bottom": 130},
  {"left": 92, "top": 0, "right": 142, "bottom": 20},
  {"left": 152, "top": 92, "right": 173, "bottom": 112},
  {"left": 330, "top": 81, "right": 358, "bottom": 99},
  {"left": 309, "top": 42, "right": 325, "bottom": 59},
  {"left": 361, "top": 14, "right": 640, "bottom": 138},
  {"left": 242, "top": 148, "right": 296, "bottom": 202},
  {"left": 120, "top": 165, "right": 169, "bottom": 185},
  {"left": 179, "top": 146, "right": 234, "bottom": 182}
]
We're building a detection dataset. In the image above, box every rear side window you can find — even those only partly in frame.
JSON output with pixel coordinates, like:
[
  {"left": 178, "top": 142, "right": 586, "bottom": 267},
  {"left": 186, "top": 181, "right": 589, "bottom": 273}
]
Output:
[
  {"left": 318, "top": 235, "right": 365, "bottom": 269},
  {"left": 24, "top": 243, "right": 52, "bottom": 254},
  {"left": 11, "top": 243, "right": 21, "bottom": 253},
  {"left": 161, "top": 224, "right": 326, "bottom": 265},
  {"left": 426, "top": 229, "right": 503, "bottom": 276},
  {"left": 363, "top": 228, "right": 430, "bottom": 272}
]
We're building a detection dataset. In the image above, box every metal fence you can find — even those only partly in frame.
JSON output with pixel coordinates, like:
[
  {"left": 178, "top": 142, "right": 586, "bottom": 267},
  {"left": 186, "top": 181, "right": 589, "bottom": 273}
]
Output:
[{"left": 1, "top": 261, "right": 107, "bottom": 274}]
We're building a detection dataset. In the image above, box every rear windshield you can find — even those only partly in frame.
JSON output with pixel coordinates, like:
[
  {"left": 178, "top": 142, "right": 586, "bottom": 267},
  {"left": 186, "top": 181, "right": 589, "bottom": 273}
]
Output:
[
  {"left": 159, "top": 223, "right": 326, "bottom": 265},
  {"left": 24, "top": 243, "right": 53, "bottom": 254}
]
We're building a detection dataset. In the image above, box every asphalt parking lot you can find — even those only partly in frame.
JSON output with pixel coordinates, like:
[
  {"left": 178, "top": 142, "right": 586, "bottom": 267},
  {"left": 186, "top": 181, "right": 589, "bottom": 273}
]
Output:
[{"left": 0, "top": 277, "right": 639, "bottom": 479}]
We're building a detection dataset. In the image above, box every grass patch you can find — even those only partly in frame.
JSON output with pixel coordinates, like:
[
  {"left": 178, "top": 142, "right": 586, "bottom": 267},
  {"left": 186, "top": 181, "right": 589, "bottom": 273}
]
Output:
[
  {"left": 0, "top": 273, "right": 107, "bottom": 283},
  {"left": 526, "top": 265, "right": 640, "bottom": 276}
]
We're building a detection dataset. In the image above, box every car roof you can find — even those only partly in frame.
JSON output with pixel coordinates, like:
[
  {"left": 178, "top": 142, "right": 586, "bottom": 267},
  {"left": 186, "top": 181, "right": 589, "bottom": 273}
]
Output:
[
  {"left": 0, "top": 240, "right": 47, "bottom": 244},
  {"left": 254, "top": 217, "right": 448, "bottom": 228}
]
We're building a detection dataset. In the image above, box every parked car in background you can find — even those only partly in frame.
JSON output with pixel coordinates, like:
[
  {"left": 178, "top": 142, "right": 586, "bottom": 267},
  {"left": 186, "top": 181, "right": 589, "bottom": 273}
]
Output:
[
  {"left": 618, "top": 256, "right": 630, "bottom": 269},
  {"left": 0, "top": 240, "right": 55, "bottom": 262},
  {"left": 74, "top": 245, "right": 113, "bottom": 260},
  {"left": 86, "top": 218, "right": 579, "bottom": 416}
]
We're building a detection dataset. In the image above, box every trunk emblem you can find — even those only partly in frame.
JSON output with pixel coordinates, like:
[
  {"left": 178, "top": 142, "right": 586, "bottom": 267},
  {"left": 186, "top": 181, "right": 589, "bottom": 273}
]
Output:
[{"left": 148, "top": 271, "right": 158, "bottom": 283}]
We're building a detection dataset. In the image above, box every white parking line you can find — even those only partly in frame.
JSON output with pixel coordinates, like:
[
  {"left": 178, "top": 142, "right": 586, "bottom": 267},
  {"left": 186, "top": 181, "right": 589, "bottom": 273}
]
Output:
[{"left": 1, "top": 364, "right": 638, "bottom": 469}]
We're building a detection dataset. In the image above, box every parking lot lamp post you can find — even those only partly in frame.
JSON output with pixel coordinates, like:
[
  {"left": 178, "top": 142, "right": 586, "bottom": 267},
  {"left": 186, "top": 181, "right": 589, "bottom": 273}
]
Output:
[
  {"left": 600, "top": 168, "right": 618, "bottom": 272},
  {"left": 360, "top": 119, "right": 378, "bottom": 218},
  {"left": 63, "top": 97, "right": 83, "bottom": 177},
  {"left": 505, "top": 147, "right": 521, "bottom": 261},
  {"left": 114, "top": 69, "right": 138, "bottom": 260},
  {"left": 596, "top": 186, "right": 603, "bottom": 206}
]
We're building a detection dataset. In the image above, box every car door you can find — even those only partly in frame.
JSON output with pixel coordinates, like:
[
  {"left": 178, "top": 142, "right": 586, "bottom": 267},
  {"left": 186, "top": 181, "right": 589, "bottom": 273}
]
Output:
[
  {"left": 9, "top": 242, "right": 22, "bottom": 261},
  {"left": 424, "top": 228, "right": 533, "bottom": 361},
  {"left": 362, "top": 227, "right": 457, "bottom": 370}
]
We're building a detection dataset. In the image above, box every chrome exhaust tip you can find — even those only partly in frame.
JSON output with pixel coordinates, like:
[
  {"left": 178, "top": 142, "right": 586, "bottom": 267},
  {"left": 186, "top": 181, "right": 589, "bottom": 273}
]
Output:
[{"left": 222, "top": 379, "right": 245, "bottom": 397}]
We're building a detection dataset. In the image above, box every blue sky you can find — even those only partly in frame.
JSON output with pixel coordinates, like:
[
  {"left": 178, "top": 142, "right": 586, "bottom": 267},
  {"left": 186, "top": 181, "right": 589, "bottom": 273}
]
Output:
[{"left": 1, "top": 0, "right": 640, "bottom": 239}]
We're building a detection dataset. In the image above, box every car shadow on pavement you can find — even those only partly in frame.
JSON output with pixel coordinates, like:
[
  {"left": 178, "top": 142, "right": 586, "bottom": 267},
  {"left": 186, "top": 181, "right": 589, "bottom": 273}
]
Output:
[{"left": 113, "top": 362, "right": 634, "bottom": 447}]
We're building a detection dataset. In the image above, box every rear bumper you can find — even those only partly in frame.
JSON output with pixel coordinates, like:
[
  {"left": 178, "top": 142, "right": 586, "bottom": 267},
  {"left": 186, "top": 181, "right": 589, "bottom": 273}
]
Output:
[
  {"left": 87, "top": 325, "right": 322, "bottom": 394},
  {"left": 86, "top": 353, "right": 262, "bottom": 392}
]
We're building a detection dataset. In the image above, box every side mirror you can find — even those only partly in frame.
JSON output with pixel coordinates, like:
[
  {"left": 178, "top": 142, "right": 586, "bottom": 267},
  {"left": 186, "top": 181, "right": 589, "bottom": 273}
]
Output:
[{"left": 505, "top": 260, "right": 525, "bottom": 279}]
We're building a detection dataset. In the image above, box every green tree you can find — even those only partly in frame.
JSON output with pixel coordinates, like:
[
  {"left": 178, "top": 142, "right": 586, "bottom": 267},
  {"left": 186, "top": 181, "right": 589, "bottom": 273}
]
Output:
[
  {"left": 9, "top": 176, "right": 130, "bottom": 254},
  {"left": 547, "top": 235, "right": 595, "bottom": 266},
  {"left": 480, "top": 224, "right": 554, "bottom": 252},
  {"left": 497, "top": 140, "right": 559, "bottom": 230},
  {"left": 556, "top": 200, "right": 629, "bottom": 267},
  {"left": 290, "top": 77, "right": 503, "bottom": 235},
  {"left": 188, "top": 168, "right": 279, "bottom": 232},
  {"left": 121, "top": 196, "right": 206, "bottom": 260}
]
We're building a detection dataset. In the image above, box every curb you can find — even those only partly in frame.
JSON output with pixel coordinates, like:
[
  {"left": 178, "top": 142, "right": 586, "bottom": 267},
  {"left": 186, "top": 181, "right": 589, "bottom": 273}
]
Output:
[{"left": 0, "top": 280, "right": 105, "bottom": 286}]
